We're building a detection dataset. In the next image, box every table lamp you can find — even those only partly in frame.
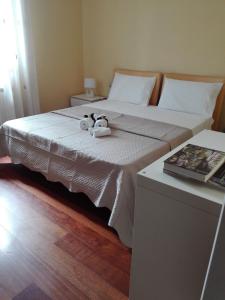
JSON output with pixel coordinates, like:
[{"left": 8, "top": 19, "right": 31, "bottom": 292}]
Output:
[{"left": 84, "top": 78, "right": 96, "bottom": 98}]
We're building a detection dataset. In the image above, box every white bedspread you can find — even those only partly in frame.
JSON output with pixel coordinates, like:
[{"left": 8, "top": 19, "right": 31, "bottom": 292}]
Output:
[
  {"left": 86, "top": 100, "right": 213, "bottom": 135},
  {"left": 0, "top": 107, "right": 192, "bottom": 247}
]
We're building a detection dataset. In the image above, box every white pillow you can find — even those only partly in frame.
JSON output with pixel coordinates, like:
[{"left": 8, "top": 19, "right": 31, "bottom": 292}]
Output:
[
  {"left": 158, "top": 78, "right": 223, "bottom": 117},
  {"left": 108, "top": 72, "right": 156, "bottom": 106}
]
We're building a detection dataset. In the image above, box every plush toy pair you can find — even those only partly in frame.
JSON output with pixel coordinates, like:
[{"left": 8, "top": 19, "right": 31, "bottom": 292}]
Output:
[{"left": 80, "top": 113, "right": 109, "bottom": 131}]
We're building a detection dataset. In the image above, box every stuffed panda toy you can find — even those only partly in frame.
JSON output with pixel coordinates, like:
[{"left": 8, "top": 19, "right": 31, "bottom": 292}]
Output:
[
  {"left": 80, "top": 113, "right": 109, "bottom": 130},
  {"left": 94, "top": 114, "right": 109, "bottom": 128},
  {"left": 80, "top": 113, "right": 96, "bottom": 130}
]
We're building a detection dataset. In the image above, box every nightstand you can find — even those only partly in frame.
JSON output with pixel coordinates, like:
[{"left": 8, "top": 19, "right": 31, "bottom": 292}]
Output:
[
  {"left": 130, "top": 130, "right": 225, "bottom": 300},
  {"left": 70, "top": 94, "right": 106, "bottom": 107}
]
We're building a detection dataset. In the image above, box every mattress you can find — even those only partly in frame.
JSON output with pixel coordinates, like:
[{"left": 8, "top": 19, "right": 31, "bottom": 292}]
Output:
[
  {"left": 0, "top": 105, "right": 193, "bottom": 247},
  {"left": 85, "top": 100, "right": 213, "bottom": 135}
]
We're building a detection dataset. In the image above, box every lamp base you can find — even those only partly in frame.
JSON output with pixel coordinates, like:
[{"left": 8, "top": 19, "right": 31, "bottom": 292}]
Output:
[{"left": 85, "top": 88, "right": 95, "bottom": 98}]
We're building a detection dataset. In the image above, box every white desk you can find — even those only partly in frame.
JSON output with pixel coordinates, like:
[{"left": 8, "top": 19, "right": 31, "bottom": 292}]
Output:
[{"left": 130, "top": 130, "right": 225, "bottom": 300}]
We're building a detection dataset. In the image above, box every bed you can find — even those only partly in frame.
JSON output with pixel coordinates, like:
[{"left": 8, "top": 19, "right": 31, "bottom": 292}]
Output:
[{"left": 0, "top": 70, "right": 224, "bottom": 247}]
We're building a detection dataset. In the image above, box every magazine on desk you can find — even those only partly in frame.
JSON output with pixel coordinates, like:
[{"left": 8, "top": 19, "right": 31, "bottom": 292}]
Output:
[
  {"left": 163, "top": 144, "right": 225, "bottom": 190},
  {"left": 209, "top": 163, "right": 225, "bottom": 190}
]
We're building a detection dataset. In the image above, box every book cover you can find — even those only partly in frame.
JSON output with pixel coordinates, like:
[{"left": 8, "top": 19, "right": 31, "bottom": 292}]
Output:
[
  {"left": 164, "top": 144, "right": 225, "bottom": 182},
  {"left": 209, "top": 162, "right": 225, "bottom": 190}
]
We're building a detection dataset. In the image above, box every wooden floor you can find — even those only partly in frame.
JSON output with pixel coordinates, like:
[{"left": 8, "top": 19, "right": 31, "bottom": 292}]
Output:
[{"left": 0, "top": 157, "right": 131, "bottom": 300}]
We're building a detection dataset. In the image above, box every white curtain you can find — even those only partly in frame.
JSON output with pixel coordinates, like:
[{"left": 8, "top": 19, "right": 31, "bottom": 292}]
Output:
[{"left": 0, "top": 0, "right": 40, "bottom": 125}]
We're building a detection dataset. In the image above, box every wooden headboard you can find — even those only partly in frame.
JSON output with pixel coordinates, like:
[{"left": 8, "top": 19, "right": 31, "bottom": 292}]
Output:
[
  {"left": 114, "top": 69, "right": 162, "bottom": 105},
  {"left": 162, "top": 73, "right": 225, "bottom": 131}
]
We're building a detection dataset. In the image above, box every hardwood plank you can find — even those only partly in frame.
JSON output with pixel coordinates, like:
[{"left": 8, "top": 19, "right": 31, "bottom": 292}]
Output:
[
  {"left": 84, "top": 253, "right": 130, "bottom": 296},
  {"left": 0, "top": 189, "right": 66, "bottom": 244},
  {"left": 55, "top": 232, "right": 93, "bottom": 261},
  {"left": 0, "top": 173, "right": 130, "bottom": 261},
  {"left": 56, "top": 230, "right": 131, "bottom": 275},
  {"left": 0, "top": 158, "right": 131, "bottom": 299},
  {"left": 0, "top": 178, "right": 110, "bottom": 249},
  {"left": 13, "top": 228, "right": 127, "bottom": 300},
  {"left": 0, "top": 163, "right": 122, "bottom": 246},
  {"left": 16, "top": 180, "right": 120, "bottom": 245},
  {"left": 56, "top": 233, "right": 130, "bottom": 295},
  {"left": 0, "top": 207, "right": 124, "bottom": 299},
  {"left": 0, "top": 226, "right": 87, "bottom": 300},
  {"left": 0, "top": 229, "right": 31, "bottom": 299},
  {"left": 13, "top": 283, "right": 52, "bottom": 300}
]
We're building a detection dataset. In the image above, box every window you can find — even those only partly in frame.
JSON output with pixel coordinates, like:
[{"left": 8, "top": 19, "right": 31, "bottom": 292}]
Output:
[{"left": 0, "top": 0, "right": 24, "bottom": 88}]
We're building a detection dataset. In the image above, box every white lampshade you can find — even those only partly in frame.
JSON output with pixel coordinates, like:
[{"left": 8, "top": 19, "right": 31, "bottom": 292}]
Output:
[{"left": 84, "top": 78, "right": 96, "bottom": 89}]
